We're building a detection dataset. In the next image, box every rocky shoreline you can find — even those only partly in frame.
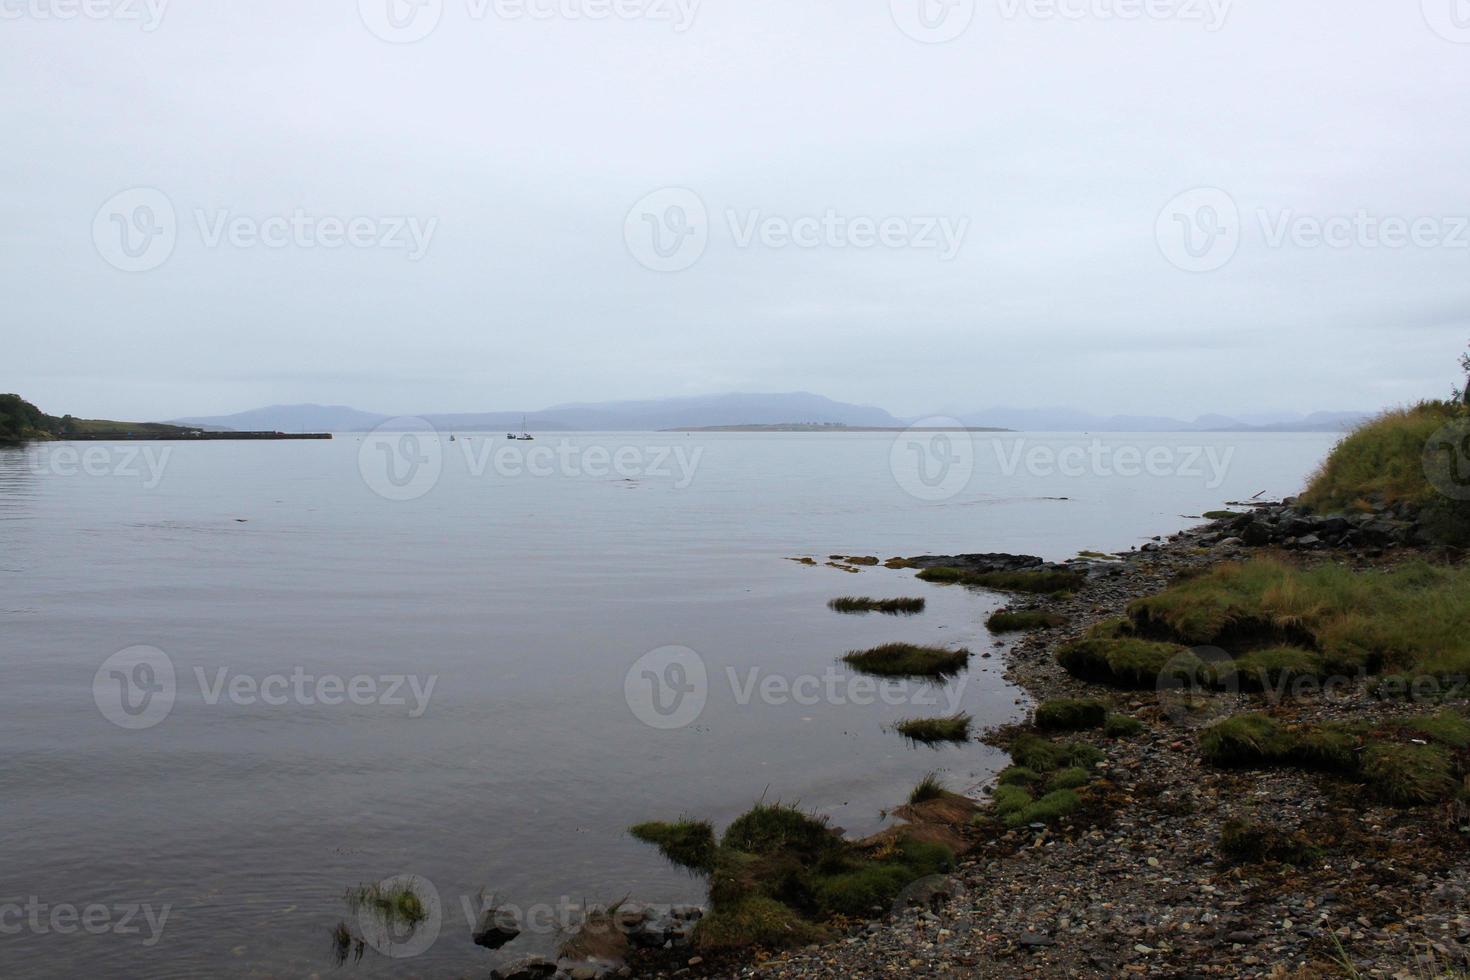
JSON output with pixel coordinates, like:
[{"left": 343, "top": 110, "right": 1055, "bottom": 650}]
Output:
[{"left": 619, "top": 509, "right": 1470, "bottom": 979}]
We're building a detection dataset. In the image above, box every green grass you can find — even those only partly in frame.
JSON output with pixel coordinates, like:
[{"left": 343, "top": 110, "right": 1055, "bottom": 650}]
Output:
[
  {"left": 629, "top": 819, "right": 718, "bottom": 871},
  {"left": 810, "top": 839, "right": 952, "bottom": 916},
  {"left": 1218, "top": 818, "right": 1322, "bottom": 865},
  {"left": 893, "top": 713, "right": 972, "bottom": 744},
  {"left": 990, "top": 785, "right": 1082, "bottom": 829},
  {"left": 842, "top": 643, "right": 971, "bottom": 678},
  {"left": 1104, "top": 713, "right": 1145, "bottom": 737},
  {"left": 694, "top": 896, "right": 828, "bottom": 950},
  {"left": 722, "top": 803, "right": 837, "bottom": 861},
  {"left": 1125, "top": 558, "right": 1470, "bottom": 680},
  {"left": 344, "top": 880, "right": 428, "bottom": 927},
  {"left": 1055, "top": 637, "right": 1199, "bottom": 688},
  {"left": 1199, "top": 712, "right": 1468, "bottom": 807},
  {"left": 986, "top": 609, "right": 1068, "bottom": 632},
  {"left": 1301, "top": 400, "right": 1460, "bottom": 512},
  {"left": 1009, "top": 734, "right": 1104, "bottom": 773},
  {"left": 1361, "top": 742, "right": 1456, "bottom": 805},
  {"left": 907, "top": 771, "right": 948, "bottom": 804},
  {"left": 1203, "top": 510, "right": 1243, "bottom": 520},
  {"left": 917, "top": 566, "right": 1084, "bottom": 594},
  {"left": 1398, "top": 711, "right": 1470, "bottom": 748},
  {"left": 1033, "top": 698, "right": 1108, "bottom": 731},
  {"left": 996, "top": 766, "right": 1043, "bottom": 787},
  {"left": 828, "top": 596, "right": 925, "bottom": 615},
  {"left": 1230, "top": 646, "right": 1325, "bottom": 692},
  {"left": 1199, "top": 713, "right": 1296, "bottom": 767}
]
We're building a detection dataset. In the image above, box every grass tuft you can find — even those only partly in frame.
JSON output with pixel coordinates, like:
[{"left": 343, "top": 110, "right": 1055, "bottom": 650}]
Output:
[
  {"left": 1361, "top": 742, "right": 1456, "bottom": 805},
  {"left": 1104, "top": 713, "right": 1145, "bottom": 737},
  {"left": 986, "top": 609, "right": 1068, "bottom": 632},
  {"left": 908, "top": 771, "right": 948, "bottom": 804},
  {"left": 344, "top": 880, "right": 428, "bottom": 928},
  {"left": 842, "top": 643, "right": 971, "bottom": 678},
  {"left": 894, "top": 713, "right": 972, "bottom": 744},
  {"left": 1034, "top": 698, "right": 1108, "bottom": 731},
  {"left": 828, "top": 596, "right": 925, "bottom": 615},
  {"left": 1009, "top": 734, "right": 1104, "bottom": 773},
  {"left": 917, "top": 566, "right": 1084, "bottom": 594},
  {"left": 629, "top": 819, "right": 718, "bottom": 871},
  {"left": 1199, "top": 713, "right": 1296, "bottom": 767}
]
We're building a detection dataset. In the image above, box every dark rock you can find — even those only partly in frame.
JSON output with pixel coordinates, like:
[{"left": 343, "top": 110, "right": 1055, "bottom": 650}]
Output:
[
  {"left": 473, "top": 907, "right": 522, "bottom": 950},
  {"left": 491, "top": 956, "right": 557, "bottom": 980},
  {"left": 1016, "top": 931, "right": 1057, "bottom": 948}
]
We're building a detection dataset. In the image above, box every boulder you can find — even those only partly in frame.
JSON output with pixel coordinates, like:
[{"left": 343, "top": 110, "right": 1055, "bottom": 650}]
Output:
[
  {"left": 491, "top": 955, "right": 557, "bottom": 980},
  {"left": 473, "top": 907, "right": 523, "bottom": 950}
]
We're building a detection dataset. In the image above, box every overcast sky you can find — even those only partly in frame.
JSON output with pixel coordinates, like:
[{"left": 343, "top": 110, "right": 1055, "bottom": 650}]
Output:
[{"left": 4, "top": 0, "right": 1468, "bottom": 421}]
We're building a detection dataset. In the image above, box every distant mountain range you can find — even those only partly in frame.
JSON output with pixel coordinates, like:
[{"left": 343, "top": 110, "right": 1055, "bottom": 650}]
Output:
[{"left": 169, "top": 393, "right": 1372, "bottom": 434}]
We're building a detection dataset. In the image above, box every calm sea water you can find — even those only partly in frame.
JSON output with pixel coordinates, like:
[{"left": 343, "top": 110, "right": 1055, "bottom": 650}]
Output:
[{"left": 0, "top": 430, "right": 1338, "bottom": 978}]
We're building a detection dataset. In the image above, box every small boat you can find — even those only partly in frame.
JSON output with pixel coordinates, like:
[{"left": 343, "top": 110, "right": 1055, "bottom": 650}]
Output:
[
  {"left": 449, "top": 434, "right": 456, "bottom": 442},
  {"left": 512, "top": 416, "right": 534, "bottom": 441}
]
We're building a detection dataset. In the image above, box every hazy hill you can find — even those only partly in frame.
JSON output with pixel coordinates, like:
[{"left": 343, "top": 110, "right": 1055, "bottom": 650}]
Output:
[
  {"left": 169, "top": 394, "right": 1373, "bottom": 434},
  {"left": 173, "top": 393, "right": 903, "bottom": 433}
]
